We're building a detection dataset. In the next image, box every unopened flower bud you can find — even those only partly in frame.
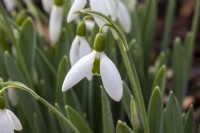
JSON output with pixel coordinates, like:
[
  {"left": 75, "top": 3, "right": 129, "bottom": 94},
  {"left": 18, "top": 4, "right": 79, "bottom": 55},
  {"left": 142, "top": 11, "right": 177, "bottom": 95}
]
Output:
[
  {"left": 93, "top": 33, "right": 105, "bottom": 52},
  {"left": 76, "top": 21, "right": 86, "bottom": 36}
]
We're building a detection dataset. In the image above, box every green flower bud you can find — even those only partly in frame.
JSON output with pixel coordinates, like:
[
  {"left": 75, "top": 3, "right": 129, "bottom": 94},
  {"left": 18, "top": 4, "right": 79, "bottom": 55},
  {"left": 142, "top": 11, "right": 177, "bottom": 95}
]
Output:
[
  {"left": 76, "top": 21, "right": 86, "bottom": 36},
  {"left": 54, "top": 0, "right": 63, "bottom": 6},
  {"left": 93, "top": 33, "right": 105, "bottom": 52},
  {"left": 0, "top": 94, "right": 5, "bottom": 109}
]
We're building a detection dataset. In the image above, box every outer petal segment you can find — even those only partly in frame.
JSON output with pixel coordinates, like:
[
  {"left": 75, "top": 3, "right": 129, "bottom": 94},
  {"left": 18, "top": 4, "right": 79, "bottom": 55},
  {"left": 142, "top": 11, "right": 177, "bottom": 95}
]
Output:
[
  {"left": 100, "top": 53, "right": 123, "bottom": 102},
  {"left": 0, "top": 109, "right": 14, "bottom": 133},
  {"left": 62, "top": 51, "right": 96, "bottom": 92},
  {"left": 117, "top": 1, "right": 131, "bottom": 33},
  {"left": 67, "top": 0, "right": 87, "bottom": 22},
  {"left": 70, "top": 36, "right": 80, "bottom": 66},
  {"left": 6, "top": 109, "right": 22, "bottom": 131},
  {"left": 79, "top": 37, "right": 92, "bottom": 59},
  {"left": 90, "top": 0, "right": 108, "bottom": 31}
]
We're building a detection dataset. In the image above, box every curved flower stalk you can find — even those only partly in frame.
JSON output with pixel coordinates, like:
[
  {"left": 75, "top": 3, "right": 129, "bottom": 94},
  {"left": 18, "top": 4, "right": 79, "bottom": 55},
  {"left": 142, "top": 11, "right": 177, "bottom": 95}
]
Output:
[
  {"left": 62, "top": 33, "right": 123, "bottom": 102},
  {"left": 67, "top": 0, "right": 117, "bottom": 29},
  {"left": 2, "top": 0, "right": 15, "bottom": 12},
  {"left": 41, "top": 0, "right": 53, "bottom": 13},
  {"left": 49, "top": 0, "right": 64, "bottom": 43},
  {"left": 117, "top": 0, "right": 132, "bottom": 33},
  {"left": 70, "top": 21, "right": 92, "bottom": 66},
  {"left": 0, "top": 93, "right": 22, "bottom": 133}
]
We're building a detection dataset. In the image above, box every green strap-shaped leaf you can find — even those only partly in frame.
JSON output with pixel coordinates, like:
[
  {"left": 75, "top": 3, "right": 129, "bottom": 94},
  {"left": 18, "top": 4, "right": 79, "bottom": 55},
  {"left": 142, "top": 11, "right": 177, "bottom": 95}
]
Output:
[
  {"left": 122, "top": 82, "right": 132, "bottom": 119},
  {"left": 152, "top": 65, "right": 166, "bottom": 95},
  {"left": 183, "top": 106, "right": 194, "bottom": 133},
  {"left": 148, "top": 86, "right": 163, "bottom": 133},
  {"left": 172, "top": 37, "right": 185, "bottom": 104},
  {"left": 65, "top": 106, "right": 92, "bottom": 133},
  {"left": 116, "top": 120, "right": 134, "bottom": 133},
  {"left": 55, "top": 56, "right": 69, "bottom": 106},
  {"left": 101, "top": 86, "right": 115, "bottom": 133},
  {"left": 164, "top": 91, "right": 183, "bottom": 133},
  {"left": 18, "top": 17, "right": 36, "bottom": 73}
]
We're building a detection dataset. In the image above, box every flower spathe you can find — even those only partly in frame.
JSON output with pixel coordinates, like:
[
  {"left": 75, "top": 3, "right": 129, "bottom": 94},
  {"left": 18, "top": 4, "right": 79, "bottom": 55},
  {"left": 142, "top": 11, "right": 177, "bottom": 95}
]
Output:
[
  {"left": 62, "top": 50, "right": 123, "bottom": 102},
  {"left": 69, "top": 36, "right": 92, "bottom": 66},
  {"left": 0, "top": 109, "right": 22, "bottom": 133}
]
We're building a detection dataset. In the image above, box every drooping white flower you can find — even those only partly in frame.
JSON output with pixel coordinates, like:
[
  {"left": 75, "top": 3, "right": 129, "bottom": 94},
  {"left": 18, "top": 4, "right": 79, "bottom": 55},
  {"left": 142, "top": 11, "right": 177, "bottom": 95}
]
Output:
[
  {"left": 41, "top": 0, "right": 53, "bottom": 13},
  {"left": 49, "top": 5, "right": 64, "bottom": 43},
  {"left": 3, "top": 0, "right": 15, "bottom": 11},
  {"left": 70, "top": 36, "right": 92, "bottom": 66},
  {"left": 0, "top": 94, "right": 22, "bottom": 133},
  {"left": 62, "top": 33, "right": 123, "bottom": 101},
  {"left": 117, "top": 0, "right": 132, "bottom": 33},
  {"left": 0, "top": 109, "right": 22, "bottom": 133},
  {"left": 70, "top": 21, "right": 92, "bottom": 66}
]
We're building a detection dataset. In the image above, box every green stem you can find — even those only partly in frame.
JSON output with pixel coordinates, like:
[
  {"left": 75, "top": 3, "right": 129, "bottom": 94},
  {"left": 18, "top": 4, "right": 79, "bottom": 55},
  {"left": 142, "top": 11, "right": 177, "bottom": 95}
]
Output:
[
  {"left": 76, "top": 9, "right": 150, "bottom": 133},
  {"left": 0, "top": 82, "right": 80, "bottom": 133}
]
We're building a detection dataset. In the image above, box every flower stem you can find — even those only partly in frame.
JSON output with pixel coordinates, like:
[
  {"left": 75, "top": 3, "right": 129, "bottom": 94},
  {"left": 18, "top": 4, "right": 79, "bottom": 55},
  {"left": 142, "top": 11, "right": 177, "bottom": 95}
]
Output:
[{"left": 0, "top": 81, "right": 80, "bottom": 133}]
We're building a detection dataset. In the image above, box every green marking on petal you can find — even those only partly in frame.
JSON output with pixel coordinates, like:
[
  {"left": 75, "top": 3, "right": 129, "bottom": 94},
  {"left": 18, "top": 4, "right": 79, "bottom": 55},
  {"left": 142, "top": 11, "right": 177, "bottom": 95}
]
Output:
[{"left": 92, "top": 58, "right": 100, "bottom": 75}]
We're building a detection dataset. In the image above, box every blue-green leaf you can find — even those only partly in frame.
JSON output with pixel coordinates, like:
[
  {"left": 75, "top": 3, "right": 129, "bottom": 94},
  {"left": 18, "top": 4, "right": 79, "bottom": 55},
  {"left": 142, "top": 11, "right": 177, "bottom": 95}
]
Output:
[
  {"left": 164, "top": 91, "right": 183, "bottom": 133},
  {"left": 65, "top": 105, "right": 92, "bottom": 133},
  {"left": 116, "top": 120, "right": 134, "bottom": 133},
  {"left": 148, "top": 86, "right": 163, "bottom": 133},
  {"left": 101, "top": 86, "right": 115, "bottom": 133}
]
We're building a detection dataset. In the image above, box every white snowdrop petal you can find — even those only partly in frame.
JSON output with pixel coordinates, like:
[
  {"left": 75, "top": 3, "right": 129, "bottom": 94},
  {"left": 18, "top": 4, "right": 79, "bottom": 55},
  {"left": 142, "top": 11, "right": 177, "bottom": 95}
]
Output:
[
  {"left": 62, "top": 51, "right": 96, "bottom": 92},
  {"left": 117, "top": 1, "right": 132, "bottom": 33},
  {"left": 100, "top": 53, "right": 123, "bottom": 101},
  {"left": 90, "top": 0, "right": 108, "bottom": 31},
  {"left": 0, "top": 110, "right": 14, "bottom": 133},
  {"left": 6, "top": 109, "right": 22, "bottom": 131},
  {"left": 70, "top": 36, "right": 81, "bottom": 66},
  {"left": 105, "top": 0, "right": 118, "bottom": 20},
  {"left": 67, "top": 0, "right": 87, "bottom": 22},
  {"left": 3, "top": 0, "right": 15, "bottom": 11},
  {"left": 79, "top": 37, "right": 92, "bottom": 58},
  {"left": 41, "top": 0, "right": 53, "bottom": 13},
  {"left": 49, "top": 5, "right": 64, "bottom": 43}
]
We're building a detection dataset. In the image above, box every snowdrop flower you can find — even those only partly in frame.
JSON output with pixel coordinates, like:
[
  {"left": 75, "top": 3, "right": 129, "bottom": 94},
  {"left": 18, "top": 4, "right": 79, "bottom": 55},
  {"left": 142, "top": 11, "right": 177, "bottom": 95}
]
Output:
[
  {"left": 67, "top": 0, "right": 117, "bottom": 29},
  {"left": 117, "top": 0, "right": 132, "bottom": 33},
  {"left": 62, "top": 33, "right": 123, "bottom": 101},
  {"left": 70, "top": 21, "right": 92, "bottom": 66},
  {"left": 3, "top": 0, "right": 15, "bottom": 12},
  {"left": 41, "top": 0, "right": 53, "bottom": 13},
  {"left": 49, "top": 0, "right": 64, "bottom": 43},
  {"left": 0, "top": 93, "right": 22, "bottom": 133}
]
